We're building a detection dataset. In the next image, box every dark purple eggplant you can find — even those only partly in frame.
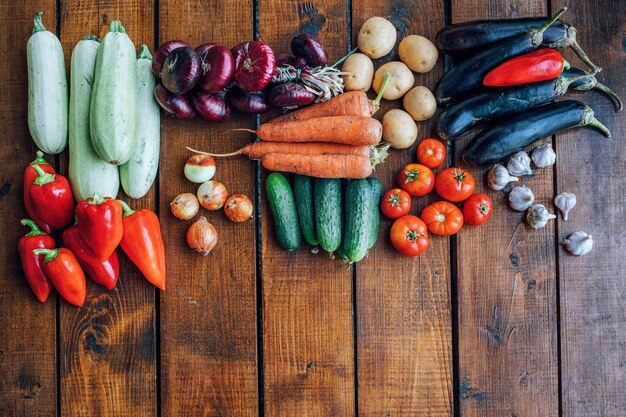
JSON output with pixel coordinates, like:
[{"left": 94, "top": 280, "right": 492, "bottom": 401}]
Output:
[
  {"left": 154, "top": 83, "right": 196, "bottom": 119},
  {"left": 191, "top": 90, "right": 231, "bottom": 122},
  {"left": 228, "top": 86, "right": 271, "bottom": 114},
  {"left": 196, "top": 43, "right": 235, "bottom": 92},
  {"left": 153, "top": 40, "right": 191, "bottom": 76},
  {"left": 291, "top": 34, "right": 328, "bottom": 67},
  {"left": 161, "top": 46, "right": 201, "bottom": 94},
  {"left": 268, "top": 82, "right": 316, "bottom": 108},
  {"left": 562, "top": 67, "right": 623, "bottom": 111}
]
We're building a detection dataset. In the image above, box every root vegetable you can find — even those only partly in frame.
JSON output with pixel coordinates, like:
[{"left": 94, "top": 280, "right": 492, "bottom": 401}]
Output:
[
  {"left": 224, "top": 194, "right": 254, "bottom": 222},
  {"left": 341, "top": 53, "right": 374, "bottom": 92},
  {"left": 403, "top": 86, "right": 437, "bottom": 121},
  {"left": 373, "top": 62, "right": 414, "bottom": 100},
  {"left": 262, "top": 153, "right": 373, "bottom": 179},
  {"left": 184, "top": 153, "right": 216, "bottom": 183},
  {"left": 357, "top": 16, "right": 397, "bottom": 59},
  {"left": 197, "top": 180, "right": 228, "bottom": 210},
  {"left": 170, "top": 193, "right": 200, "bottom": 220},
  {"left": 382, "top": 109, "right": 418, "bottom": 149},
  {"left": 187, "top": 216, "right": 218, "bottom": 255},
  {"left": 398, "top": 35, "right": 439, "bottom": 73}
]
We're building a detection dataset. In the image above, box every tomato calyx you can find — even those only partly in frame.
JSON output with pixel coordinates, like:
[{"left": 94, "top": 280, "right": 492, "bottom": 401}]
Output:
[
  {"left": 388, "top": 192, "right": 405, "bottom": 207},
  {"left": 479, "top": 204, "right": 489, "bottom": 214},
  {"left": 405, "top": 229, "right": 424, "bottom": 242},
  {"left": 453, "top": 168, "right": 467, "bottom": 185},
  {"left": 404, "top": 169, "right": 420, "bottom": 184}
]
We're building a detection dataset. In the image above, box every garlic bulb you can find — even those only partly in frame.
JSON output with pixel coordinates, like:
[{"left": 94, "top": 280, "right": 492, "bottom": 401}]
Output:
[
  {"left": 509, "top": 185, "right": 534, "bottom": 211},
  {"left": 487, "top": 164, "right": 518, "bottom": 191},
  {"left": 562, "top": 230, "right": 593, "bottom": 256},
  {"left": 507, "top": 151, "right": 532, "bottom": 176},
  {"left": 554, "top": 192, "right": 576, "bottom": 221},
  {"left": 526, "top": 204, "right": 557, "bottom": 229},
  {"left": 531, "top": 144, "right": 556, "bottom": 168}
]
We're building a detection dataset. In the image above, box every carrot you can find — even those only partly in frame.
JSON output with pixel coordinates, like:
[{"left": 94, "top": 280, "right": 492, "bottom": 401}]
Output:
[
  {"left": 262, "top": 153, "right": 373, "bottom": 179},
  {"left": 187, "top": 142, "right": 371, "bottom": 159}
]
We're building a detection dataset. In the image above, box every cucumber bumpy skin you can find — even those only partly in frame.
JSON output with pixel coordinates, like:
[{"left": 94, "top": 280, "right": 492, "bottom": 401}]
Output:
[
  {"left": 266, "top": 172, "right": 301, "bottom": 251},
  {"left": 314, "top": 178, "right": 343, "bottom": 253}
]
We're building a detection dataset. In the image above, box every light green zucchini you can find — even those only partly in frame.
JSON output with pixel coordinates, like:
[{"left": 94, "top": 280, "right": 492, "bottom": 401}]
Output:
[
  {"left": 119, "top": 45, "right": 160, "bottom": 199},
  {"left": 68, "top": 36, "right": 120, "bottom": 201},
  {"left": 90, "top": 20, "right": 137, "bottom": 165},
  {"left": 27, "top": 12, "right": 68, "bottom": 154}
]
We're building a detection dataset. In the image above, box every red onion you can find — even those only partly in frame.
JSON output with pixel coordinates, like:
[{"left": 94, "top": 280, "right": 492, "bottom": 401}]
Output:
[
  {"left": 154, "top": 83, "right": 196, "bottom": 119},
  {"left": 196, "top": 43, "right": 235, "bottom": 93},
  {"left": 231, "top": 41, "right": 276, "bottom": 92},
  {"left": 153, "top": 40, "right": 191, "bottom": 77},
  {"left": 161, "top": 46, "right": 201, "bottom": 94},
  {"left": 191, "top": 90, "right": 231, "bottom": 123},
  {"left": 268, "top": 82, "right": 315, "bottom": 108},
  {"left": 228, "top": 86, "right": 270, "bottom": 114},
  {"left": 275, "top": 53, "right": 307, "bottom": 69},
  {"left": 291, "top": 34, "right": 328, "bottom": 67}
]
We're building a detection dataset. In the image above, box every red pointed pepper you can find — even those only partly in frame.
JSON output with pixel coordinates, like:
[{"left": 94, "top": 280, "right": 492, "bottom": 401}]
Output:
[
  {"left": 76, "top": 196, "right": 123, "bottom": 261},
  {"left": 29, "top": 164, "right": 74, "bottom": 230},
  {"left": 18, "top": 219, "right": 55, "bottom": 302},
  {"left": 483, "top": 49, "right": 570, "bottom": 87},
  {"left": 24, "top": 152, "right": 54, "bottom": 233},
  {"left": 32, "top": 248, "right": 86, "bottom": 307},
  {"left": 63, "top": 223, "right": 120, "bottom": 290},
  {"left": 119, "top": 200, "right": 166, "bottom": 290}
]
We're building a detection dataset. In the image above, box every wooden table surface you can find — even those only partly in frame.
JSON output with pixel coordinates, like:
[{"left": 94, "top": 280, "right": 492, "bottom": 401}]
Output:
[{"left": 1, "top": 0, "right": 624, "bottom": 416}]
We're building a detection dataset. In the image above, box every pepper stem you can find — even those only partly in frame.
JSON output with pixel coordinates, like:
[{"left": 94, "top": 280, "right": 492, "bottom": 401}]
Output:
[
  {"left": 530, "top": 7, "right": 567, "bottom": 46},
  {"left": 138, "top": 44, "right": 153, "bottom": 60},
  {"left": 109, "top": 20, "right": 126, "bottom": 34},
  {"left": 371, "top": 73, "right": 391, "bottom": 115},
  {"left": 88, "top": 194, "right": 107, "bottom": 205},
  {"left": 32, "top": 12, "right": 46, "bottom": 34},
  {"left": 30, "top": 150, "right": 49, "bottom": 166},
  {"left": 581, "top": 106, "right": 612, "bottom": 137},
  {"left": 118, "top": 200, "right": 136, "bottom": 218},
  {"left": 331, "top": 46, "right": 359, "bottom": 69},
  {"left": 83, "top": 34, "right": 100, "bottom": 42},
  {"left": 32, "top": 164, "right": 55, "bottom": 186},
  {"left": 563, "top": 59, "right": 570, "bottom": 70},
  {"left": 33, "top": 248, "right": 60, "bottom": 263},
  {"left": 21, "top": 219, "right": 46, "bottom": 236}
]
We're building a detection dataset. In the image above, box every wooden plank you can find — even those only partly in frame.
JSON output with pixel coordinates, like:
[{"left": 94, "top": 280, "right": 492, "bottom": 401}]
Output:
[
  {"left": 351, "top": 1, "right": 453, "bottom": 416},
  {"left": 451, "top": 1, "right": 560, "bottom": 417},
  {"left": 0, "top": 2, "right": 58, "bottom": 416},
  {"left": 56, "top": 1, "right": 157, "bottom": 416},
  {"left": 258, "top": 2, "right": 355, "bottom": 417},
  {"left": 550, "top": 1, "right": 626, "bottom": 415},
  {"left": 158, "top": 1, "right": 258, "bottom": 416}
]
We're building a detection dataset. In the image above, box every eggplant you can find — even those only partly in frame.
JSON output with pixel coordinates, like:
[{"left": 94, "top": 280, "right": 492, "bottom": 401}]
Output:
[
  {"left": 463, "top": 100, "right": 611, "bottom": 166},
  {"left": 562, "top": 67, "right": 623, "bottom": 111},
  {"left": 437, "top": 71, "right": 599, "bottom": 140}
]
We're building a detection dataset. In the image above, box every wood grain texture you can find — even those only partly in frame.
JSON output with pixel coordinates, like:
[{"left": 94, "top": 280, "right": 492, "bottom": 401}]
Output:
[
  {"left": 0, "top": 2, "right": 58, "bottom": 416},
  {"left": 452, "top": 1, "right": 559, "bottom": 417},
  {"left": 258, "top": 2, "right": 355, "bottom": 417},
  {"left": 158, "top": 1, "right": 258, "bottom": 416},
  {"left": 351, "top": 1, "right": 453, "bottom": 416},
  {"left": 551, "top": 1, "right": 626, "bottom": 416}
]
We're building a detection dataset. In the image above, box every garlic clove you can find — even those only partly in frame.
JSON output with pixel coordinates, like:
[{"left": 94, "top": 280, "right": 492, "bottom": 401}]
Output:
[
  {"left": 562, "top": 230, "right": 593, "bottom": 256},
  {"left": 526, "top": 203, "right": 557, "bottom": 229},
  {"left": 554, "top": 192, "right": 576, "bottom": 221},
  {"left": 531, "top": 143, "right": 556, "bottom": 168},
  {"left": 509, "top": 185, "right": 534, "bottom": 211},
  {"left": 487, "top": 164, "right": 518, "bottom": 191},
  {"left": 507, "top": 151, "right": 532, "bottom": 176}
]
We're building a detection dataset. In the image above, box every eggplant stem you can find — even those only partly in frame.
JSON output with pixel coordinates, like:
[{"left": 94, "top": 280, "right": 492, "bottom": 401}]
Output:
[
  {"left": 530, "top": 7, "right": 567, "bottom": 46},
  {"left": 568, "top": 39, "right": 601, "bottom": 72},
  {"left": 185, "top": 146, "right": 243, "bottom": 158},
  {"left": 32, "top": 12, "right": 46, "bottom": 34},
  {"left": 582, "top": 107, "right": 612, "bottom": 137},
  {"left": 563, "top": 59, "right": 570, "bottom": 70},
  {"left": 594, "top": 82, "right": 624, "bottom": 112},
  {"left": 331, "top": 46, "right": 359, "bottom": 69}
]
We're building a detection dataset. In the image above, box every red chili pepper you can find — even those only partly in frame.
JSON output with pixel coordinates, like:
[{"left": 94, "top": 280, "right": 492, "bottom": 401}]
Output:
[
  {"left": 76, "top": 196, "right": 123, "bottom": 261},
  {"left": 28, "top": 164, "right": 74, "bottom": 230},
  {"left": 18, "top": 219, "right": 55, "bottom": 302},
  {"left": 62, "top": 223, "right": 120, "bottom": 290},
  {"left": 23, "top": 152, "right": 54, "bottom": 234},
  {"left": 32, "top": 248, "right": 86, "bottom": 307},
  {"left": 483, "top": 49, "right": 570, "bottom": 87},
  {"left": 119, "top": 200, "right": 166, "bottom": 290}
]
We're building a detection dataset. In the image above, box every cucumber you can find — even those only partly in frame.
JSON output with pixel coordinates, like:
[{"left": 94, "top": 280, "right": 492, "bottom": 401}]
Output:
[
  {"left": 90, "top": 20, "right": 137, "bottom": 165},
  {"left": 293, "top": 174, "right": 318, "bottom": 246},
  {"left": 120, "top": 45, "right": 160, "bottom": 199},
  {"left": 314, "top": 178, "right": 342, "bottom": 253},
  {"left": 266, "top": 172, "right": 301, "bottom": 251},
  {"left": 27, "top": 12, "right": 68, "bottom": 154},
  {"left": 366, "top": 177, "right": 382, "bottom": 249},
  {"left": 68, "top": 36, "right": 120, "bottom": 201},
  {"left": 343, "top": 179, "right": 372, "bottom": 262}
]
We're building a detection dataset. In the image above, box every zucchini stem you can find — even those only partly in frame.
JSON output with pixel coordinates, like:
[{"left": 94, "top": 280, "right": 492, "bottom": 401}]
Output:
[
  {"left": 138, "top": 44, "right": 153, "bottom": 60},
  {"left": 109, "top": 20, "right": 126, "bottom": 34},
  {"left": 83, "top": 34, "right": 100, "bottom": 42},
  {"left": 32, "top": 11, "right": 46, "bottom": 34}
]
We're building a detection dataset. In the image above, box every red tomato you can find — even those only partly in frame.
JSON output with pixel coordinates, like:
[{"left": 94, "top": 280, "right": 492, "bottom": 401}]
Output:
[
  {"left": 397, "top": 164, "right": 435, "bottom": 197},
  {"left": 463, "top": 193, "right": 493, "bottom": 226},
  {"left": 381, "top": 188, "right": 411, "bottom": 219},
  {"left": 435, "top": 167, "right": 476, "bottom": 202},
  {"left": 420, "top": 201, "right": 464, "bottom": 236},
  {"left": 417, "top": 138, "right": 447, "bottom": 169},
  {"left": 390, "top": 215, "right": 429, "bottom": 256}
]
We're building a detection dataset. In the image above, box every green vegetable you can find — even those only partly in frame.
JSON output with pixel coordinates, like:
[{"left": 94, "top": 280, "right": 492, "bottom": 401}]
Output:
[
  {"left": 68, "top": 35, "right": 120, "bottom": 201},
  {"left": 342, "top": 179, "right": 372, "bottom": 262},
  {"left": 266, "top": 172, "right": 301, "bottom": 251},
  {"left": 314, "top": 178, "right": 342, "bottom": 253},
  {"left": 366, "top": 177, "right": 382, "bottom": 249},
  {"left": 293, "top": 174, "right": 319, "bottom": 246}
]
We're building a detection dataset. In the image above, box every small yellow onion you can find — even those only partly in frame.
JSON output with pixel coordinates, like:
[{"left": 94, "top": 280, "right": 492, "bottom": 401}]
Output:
[
  {"left": 184, "top": 153, "right": 216, "bottom": 183},
  {"left": 224, "top": 194, "right": 254, "bottom": 222},
  {"left": 186, "top": 216, "right": 218, "bottom": 256},
  {"left": 197, "top": 180, "right": 228, "bottom": 210},
  {"left": 170, "top": 193, "right": 200, "bottom": 220}
]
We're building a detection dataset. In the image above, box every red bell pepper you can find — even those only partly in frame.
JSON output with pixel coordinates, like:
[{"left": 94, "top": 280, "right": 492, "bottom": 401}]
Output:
[
  {"left": 32, "top": 248, "right": 86, "bottom": 307},
  {"left": 119, "top": 200, "right": 166, "bottom": 290},
  {"left": 18, "top": 219, "right": 55, "bottom": 302},
  {"left": 62, "top": 223, "right": 120, "bottom": 290},
  {"left": 483, "top": 49, "right": 570, "bottom": 87},
  {"left": 76, "top": 196, "right": 123, "bottom": 261},
  {"left": 29, "top": 164, "right": 74, "bottom": 230},
  {"left": 23, "top": 152, "right": 54, "bottom": 234}
]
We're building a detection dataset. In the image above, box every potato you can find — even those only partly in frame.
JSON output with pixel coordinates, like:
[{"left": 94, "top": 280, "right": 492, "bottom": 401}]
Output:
[
  {"left": 398, "top": 35, "right": 439, "bottom": 73},
  {"left": 372, "top": 61, "right": 414, "bottom": 100},
  {"left": 341, "top": 53, "right": 374, "bottom": 92},
  {"left": 357, "top": 17, "right": 397, "bottom": 59},
  {"left": 382, "top": 109, "right": 418, "bottom": 149},
  {"left": 403, "top": 86, "right": 437, "bottom": 121}
]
